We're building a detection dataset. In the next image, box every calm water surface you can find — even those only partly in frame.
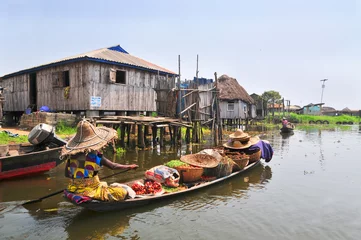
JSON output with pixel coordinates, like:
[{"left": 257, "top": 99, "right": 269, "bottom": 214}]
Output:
[{"left": 1, "top": 126, "right": 361, "bottom": 240}]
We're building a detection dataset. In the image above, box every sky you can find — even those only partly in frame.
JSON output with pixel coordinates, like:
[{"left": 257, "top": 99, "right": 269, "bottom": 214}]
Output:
[{"left": 0, "top": 0, "right": 360, "bottom": 110}]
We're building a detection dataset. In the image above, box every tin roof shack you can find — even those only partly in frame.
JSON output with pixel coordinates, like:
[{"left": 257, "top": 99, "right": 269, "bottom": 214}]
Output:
[
  {"left": 301, "top": 103, "right": 324, "bottom": 115},
  {"left": 0, "top": 45, "right": 176, "bottom": 119},
  {"left": 217, "top": 75, "right": 255, "bottom": 120}
]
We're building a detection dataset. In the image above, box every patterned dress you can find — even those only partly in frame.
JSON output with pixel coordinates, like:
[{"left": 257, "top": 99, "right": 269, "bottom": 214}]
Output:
[{"left": 65, "top": 152, "right": 127, "bottom": 201}]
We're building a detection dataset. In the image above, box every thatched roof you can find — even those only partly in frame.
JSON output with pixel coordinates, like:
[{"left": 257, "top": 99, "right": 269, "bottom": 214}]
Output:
[
  {"left": 217, "top": 75, "right": 254, "bottom": 104},
  {"left": 342, "top": 107, "right": 351, "bottom": 112}
]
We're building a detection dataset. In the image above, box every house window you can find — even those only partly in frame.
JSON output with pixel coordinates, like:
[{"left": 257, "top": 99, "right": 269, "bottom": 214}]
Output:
[
  {"left": 116, "top": 70, "right": 126, "bottom": 84},
  {"left": 227, "top": 102, "right": 235, "bottom": 111},
  {"left": 52, "top": 71, "right": 70, "bottom": 88}
]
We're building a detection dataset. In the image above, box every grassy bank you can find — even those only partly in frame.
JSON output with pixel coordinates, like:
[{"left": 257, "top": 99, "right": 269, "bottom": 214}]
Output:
[
  {"left": 265, "top": 113, "right": 361, "bottom": 125},
  {"left": 0, "top": 132, "right": 28, "bottom": 145}
]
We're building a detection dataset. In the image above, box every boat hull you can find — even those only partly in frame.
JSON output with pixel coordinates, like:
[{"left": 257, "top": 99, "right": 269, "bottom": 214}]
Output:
[
  {"left": 280, "top": 127, "right": 294, "bottom": 133},
  {"left": 0, "top": 147, "right": 62, "bottom": 180},
  {"left": 70, "top": 161, "right": 261, "bottom": 212}
]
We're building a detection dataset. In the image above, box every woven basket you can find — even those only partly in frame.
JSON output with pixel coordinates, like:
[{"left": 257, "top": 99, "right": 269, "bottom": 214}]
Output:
[
  {"left": 175, "top": 166, "right": 203, "bottom": 183},
  {"left": 241, "top": 149, "right": 261, "bottom": 163},
  {"left": 233, "top": 157, "right": 249, "bottom": 170}
]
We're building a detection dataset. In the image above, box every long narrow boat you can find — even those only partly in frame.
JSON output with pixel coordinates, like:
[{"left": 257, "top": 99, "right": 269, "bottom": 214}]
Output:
[
  {"left": 66, "top": 161, "right": 261, "bottom": 212},
  {"left": 0, "top": 144, "right": 63, "bottom": 180}
]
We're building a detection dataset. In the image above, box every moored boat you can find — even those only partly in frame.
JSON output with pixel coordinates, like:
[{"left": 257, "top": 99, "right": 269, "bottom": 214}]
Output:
[
  {"left": 0, "top": 144, "right": 63, "bottom": 180},
  {"left": 0, "top": 123, "right": 67, "bottom": 180},
  {"left": 64, "top": 160, "right": 261, "bottom": 212}
]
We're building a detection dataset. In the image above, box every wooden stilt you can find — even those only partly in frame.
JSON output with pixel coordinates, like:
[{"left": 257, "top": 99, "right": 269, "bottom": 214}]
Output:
[
  {"left": 120, "top": 124, "right": 125, "bottom": 147},
  {"left": 160, "top": 127, "right": 164, "bottom": 147},
  {"left": 185, "top": 127, "right": 191, "bottom": 144},
  {"left": 169, "top": 124, "right": 173, "bottom": 143},
  {"left": 126, "top": 124, "right": 131, "bottom": 144},
  {"left": 138, "top": 124, "right": 145, "bottom": 148},
  {"left": 152, "top": 125, "right": 157, "bottom": 145},
  {"left": 144, "top": 125, "right": 148, "bottom": 145}
]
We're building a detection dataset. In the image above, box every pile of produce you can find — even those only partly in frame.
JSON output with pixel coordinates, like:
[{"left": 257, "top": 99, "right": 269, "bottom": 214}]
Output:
[
  {"left": 131, "top": 181, "right": 162, "bottom": 195},
  {"left": 164, "top": 160, "right": 190, "bottom": 168}
]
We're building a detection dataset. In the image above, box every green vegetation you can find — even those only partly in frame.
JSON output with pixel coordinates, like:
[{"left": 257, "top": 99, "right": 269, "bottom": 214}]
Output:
[
  {"left": 115, "top": 147, "right": 126, "bottom": 155},
  {"left": 55, "top": 121, "right": 77, "bottom": 137},
  {"left": 0, "top": 132, "right": 28, "bottom": 144},
  {"left": 164, "top": 160, "right": 189, "bottom": 168}
]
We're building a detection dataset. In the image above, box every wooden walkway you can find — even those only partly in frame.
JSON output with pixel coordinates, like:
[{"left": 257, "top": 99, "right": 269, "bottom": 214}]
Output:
[{"left": 91, "top": 116, "right": 193, "bottom": 148}]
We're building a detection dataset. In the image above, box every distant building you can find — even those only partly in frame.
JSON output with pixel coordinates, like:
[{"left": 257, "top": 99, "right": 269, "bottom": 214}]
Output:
[{"left": 300, "top": 103, "right": 324, "bottom": 115}]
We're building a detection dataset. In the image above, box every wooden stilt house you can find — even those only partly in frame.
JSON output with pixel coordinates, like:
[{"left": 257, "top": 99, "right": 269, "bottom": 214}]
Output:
[
  {"left": 217, "top": 74, "right": 256, "bottom": 121},
  {"left": 0, "top": 45, "right": 177, "bottom": 119}
]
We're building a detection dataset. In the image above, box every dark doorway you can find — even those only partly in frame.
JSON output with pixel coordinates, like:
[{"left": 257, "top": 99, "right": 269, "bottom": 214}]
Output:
[{"left": 29, "top": 73, "right": 37, "bottom": 109}]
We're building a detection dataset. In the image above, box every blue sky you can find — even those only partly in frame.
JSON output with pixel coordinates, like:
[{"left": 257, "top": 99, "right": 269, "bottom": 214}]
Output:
[{"left": 1, "top": 0, "right": 360, "bottom": 110}]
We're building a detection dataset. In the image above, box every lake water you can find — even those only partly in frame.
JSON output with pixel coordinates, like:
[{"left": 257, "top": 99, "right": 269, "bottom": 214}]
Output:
[{"left": 1, "top": 125, "right": 361, "bottom": 240}]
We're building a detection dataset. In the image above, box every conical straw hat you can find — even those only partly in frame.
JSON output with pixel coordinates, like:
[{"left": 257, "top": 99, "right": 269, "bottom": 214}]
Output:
[
  {"left": 60, "top": 120, "right": 117, "bottom": 157},
  {"left": 223, "top": 136, "right": 260, "bottom": 150},
  {"left": 228, "top": 129, "right": 250, "bottom": 141}
]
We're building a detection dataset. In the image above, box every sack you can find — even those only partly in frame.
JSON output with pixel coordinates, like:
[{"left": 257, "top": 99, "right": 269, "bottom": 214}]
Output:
[{"left": 145, "top": 165, "right": 180, "bottom": 187}]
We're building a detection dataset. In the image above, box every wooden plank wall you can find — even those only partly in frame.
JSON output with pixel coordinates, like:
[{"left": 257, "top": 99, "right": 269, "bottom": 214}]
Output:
[
  {"left": 86, "top": 62, "right": 175, "bottom": 112},
  {"left": 37, "top": 62, "right": 88, "bottom": 111},
  {"left": 198, "top": 83, "right": 213, "bottom": 121},
  {"left": 2, "top": 74, "right": 29, "bottom": 111}
]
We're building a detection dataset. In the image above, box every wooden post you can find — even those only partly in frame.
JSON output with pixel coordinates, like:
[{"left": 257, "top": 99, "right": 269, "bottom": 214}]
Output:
[
  {"left": 177, "top": 127, "right": 182, "bottom": 145},
  {"left": 126, "top": 124, "right": 131, "bottom": 144},
  {"left": 169, "top": 124, "right": 173, "bottom": 143},
  {"left": 143, "top": 125, "right": 148, "bottom": 146},
  {"left": 138, "top": 124, "right": 145, "bottom": 148},
  {"left": 120, "top": 124, "right": 126, "bottom": 147},
  {"left": 152, "top": 125, "right": 157, "bottom": 145},
  {"left": 185, "top": 127, "right": 191, "bottom": 144},
  {"left": 178, "top": 55, "right": 181, "bottom": 120},
  {"left": 159, "top": 127, "right": 164, "bottom": 147}
]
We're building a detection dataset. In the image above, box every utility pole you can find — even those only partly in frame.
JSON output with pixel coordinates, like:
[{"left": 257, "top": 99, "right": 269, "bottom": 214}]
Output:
[{"left": 320, "top": 79, "right": 328, "bottom": 104}]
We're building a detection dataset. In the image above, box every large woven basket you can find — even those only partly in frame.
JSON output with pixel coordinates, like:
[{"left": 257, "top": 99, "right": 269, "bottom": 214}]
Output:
[
  {"left": 233, "top": 157, "right": 249, "bottom": 170},
  {"left": 241, "top": 149, "right": 261, "bottom": 163},
  {"left": 175, "top": 166, "right": 203, "bottom": 183}
]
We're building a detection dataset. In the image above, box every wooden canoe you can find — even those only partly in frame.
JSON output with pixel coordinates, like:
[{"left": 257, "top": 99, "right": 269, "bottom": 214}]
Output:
[
  {"left": 0, "top": 144, "right": 62, "bottom": 180},
  {"left": 66, "top": 161, "right": 261, "bottom": 212},
  {"left": 280, "top": 125, "right": 294, "bottom": 133}
]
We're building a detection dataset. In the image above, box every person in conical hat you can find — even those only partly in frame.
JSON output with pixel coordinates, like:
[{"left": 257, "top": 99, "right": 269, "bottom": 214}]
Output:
[{"left": 61, "top": 120, "right": 138, "bottom": 201}]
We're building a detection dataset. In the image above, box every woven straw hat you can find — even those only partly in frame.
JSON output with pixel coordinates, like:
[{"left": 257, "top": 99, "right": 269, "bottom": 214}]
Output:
[
  {"left": 60, "top": 120, "right": 117, "bottom": 157},
  {"left": 228, "top": 129, "right": 250, "bottom": 141},
  {"left": 223, "top": 136, "right": 260, "bottom": 150},
  {"left": 180, "top": 154, "right": 220, "bottom": 168}
]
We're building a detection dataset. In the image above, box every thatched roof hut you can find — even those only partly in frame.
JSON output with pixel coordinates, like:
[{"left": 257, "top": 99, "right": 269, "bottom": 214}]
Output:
[{"left": 217, "top": 75, "right": 254, "bottom": 104}]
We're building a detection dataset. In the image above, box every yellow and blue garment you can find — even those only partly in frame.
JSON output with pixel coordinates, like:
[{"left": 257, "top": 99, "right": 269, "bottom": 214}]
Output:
[{"left": 67, "top": 153, "right": 102, "bottom": 179}]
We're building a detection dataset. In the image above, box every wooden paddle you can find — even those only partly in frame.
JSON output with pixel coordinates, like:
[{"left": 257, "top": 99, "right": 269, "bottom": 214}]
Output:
[{"left": 22, "top": 168, "right": 132, "bottom": 205}]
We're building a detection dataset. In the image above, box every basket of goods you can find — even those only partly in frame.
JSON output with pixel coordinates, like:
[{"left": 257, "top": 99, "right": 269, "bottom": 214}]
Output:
[
  {"left": 165, "top": 159, "right": 203, "bottom": 183},
  {"left": 230, "top": 153, "right": 250, "bottom": 170},
  {"left": 239, "top": 148, "right": 261, "bottom": 164}
]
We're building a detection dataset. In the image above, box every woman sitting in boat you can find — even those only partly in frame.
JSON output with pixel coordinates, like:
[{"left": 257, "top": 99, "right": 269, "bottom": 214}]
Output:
[
  {"left": 282, "top": 117, "right": 289, "bottom": 127},
  {"left": 60, "top": 120, "right": 138, "bottom": 201}
]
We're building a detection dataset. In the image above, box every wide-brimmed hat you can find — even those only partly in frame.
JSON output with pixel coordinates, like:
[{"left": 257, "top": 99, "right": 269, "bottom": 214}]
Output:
[
  {"left": 180, "top": 154, "right": 220, "bottom": 168},
  {"left": 228, "top": 129, "right": 250, "bottom": 141},
  {"left": 223, "top": 136, "right": 260, "bottom": 150},
  {"left": 60, "top": 120, "right": 117, "bottom": 157}
]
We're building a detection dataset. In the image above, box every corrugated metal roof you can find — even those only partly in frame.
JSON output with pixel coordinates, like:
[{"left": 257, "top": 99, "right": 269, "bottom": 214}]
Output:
[{"left": 1, "top": 45, "right": 176, "bottom": 78}]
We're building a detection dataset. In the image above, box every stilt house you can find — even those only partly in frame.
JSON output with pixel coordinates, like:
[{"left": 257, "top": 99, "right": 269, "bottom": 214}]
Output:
[
  {"left": 217, "top": 75, "right": 256, "bottom": 120},
  {"left": 0, "top": 45, "right": 177, "bottom": 118}
]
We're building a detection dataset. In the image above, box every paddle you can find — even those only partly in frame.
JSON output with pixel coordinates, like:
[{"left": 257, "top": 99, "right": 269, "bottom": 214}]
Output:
[{"left": 22, "top": 168, "right": 132, "bottom": 206}]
